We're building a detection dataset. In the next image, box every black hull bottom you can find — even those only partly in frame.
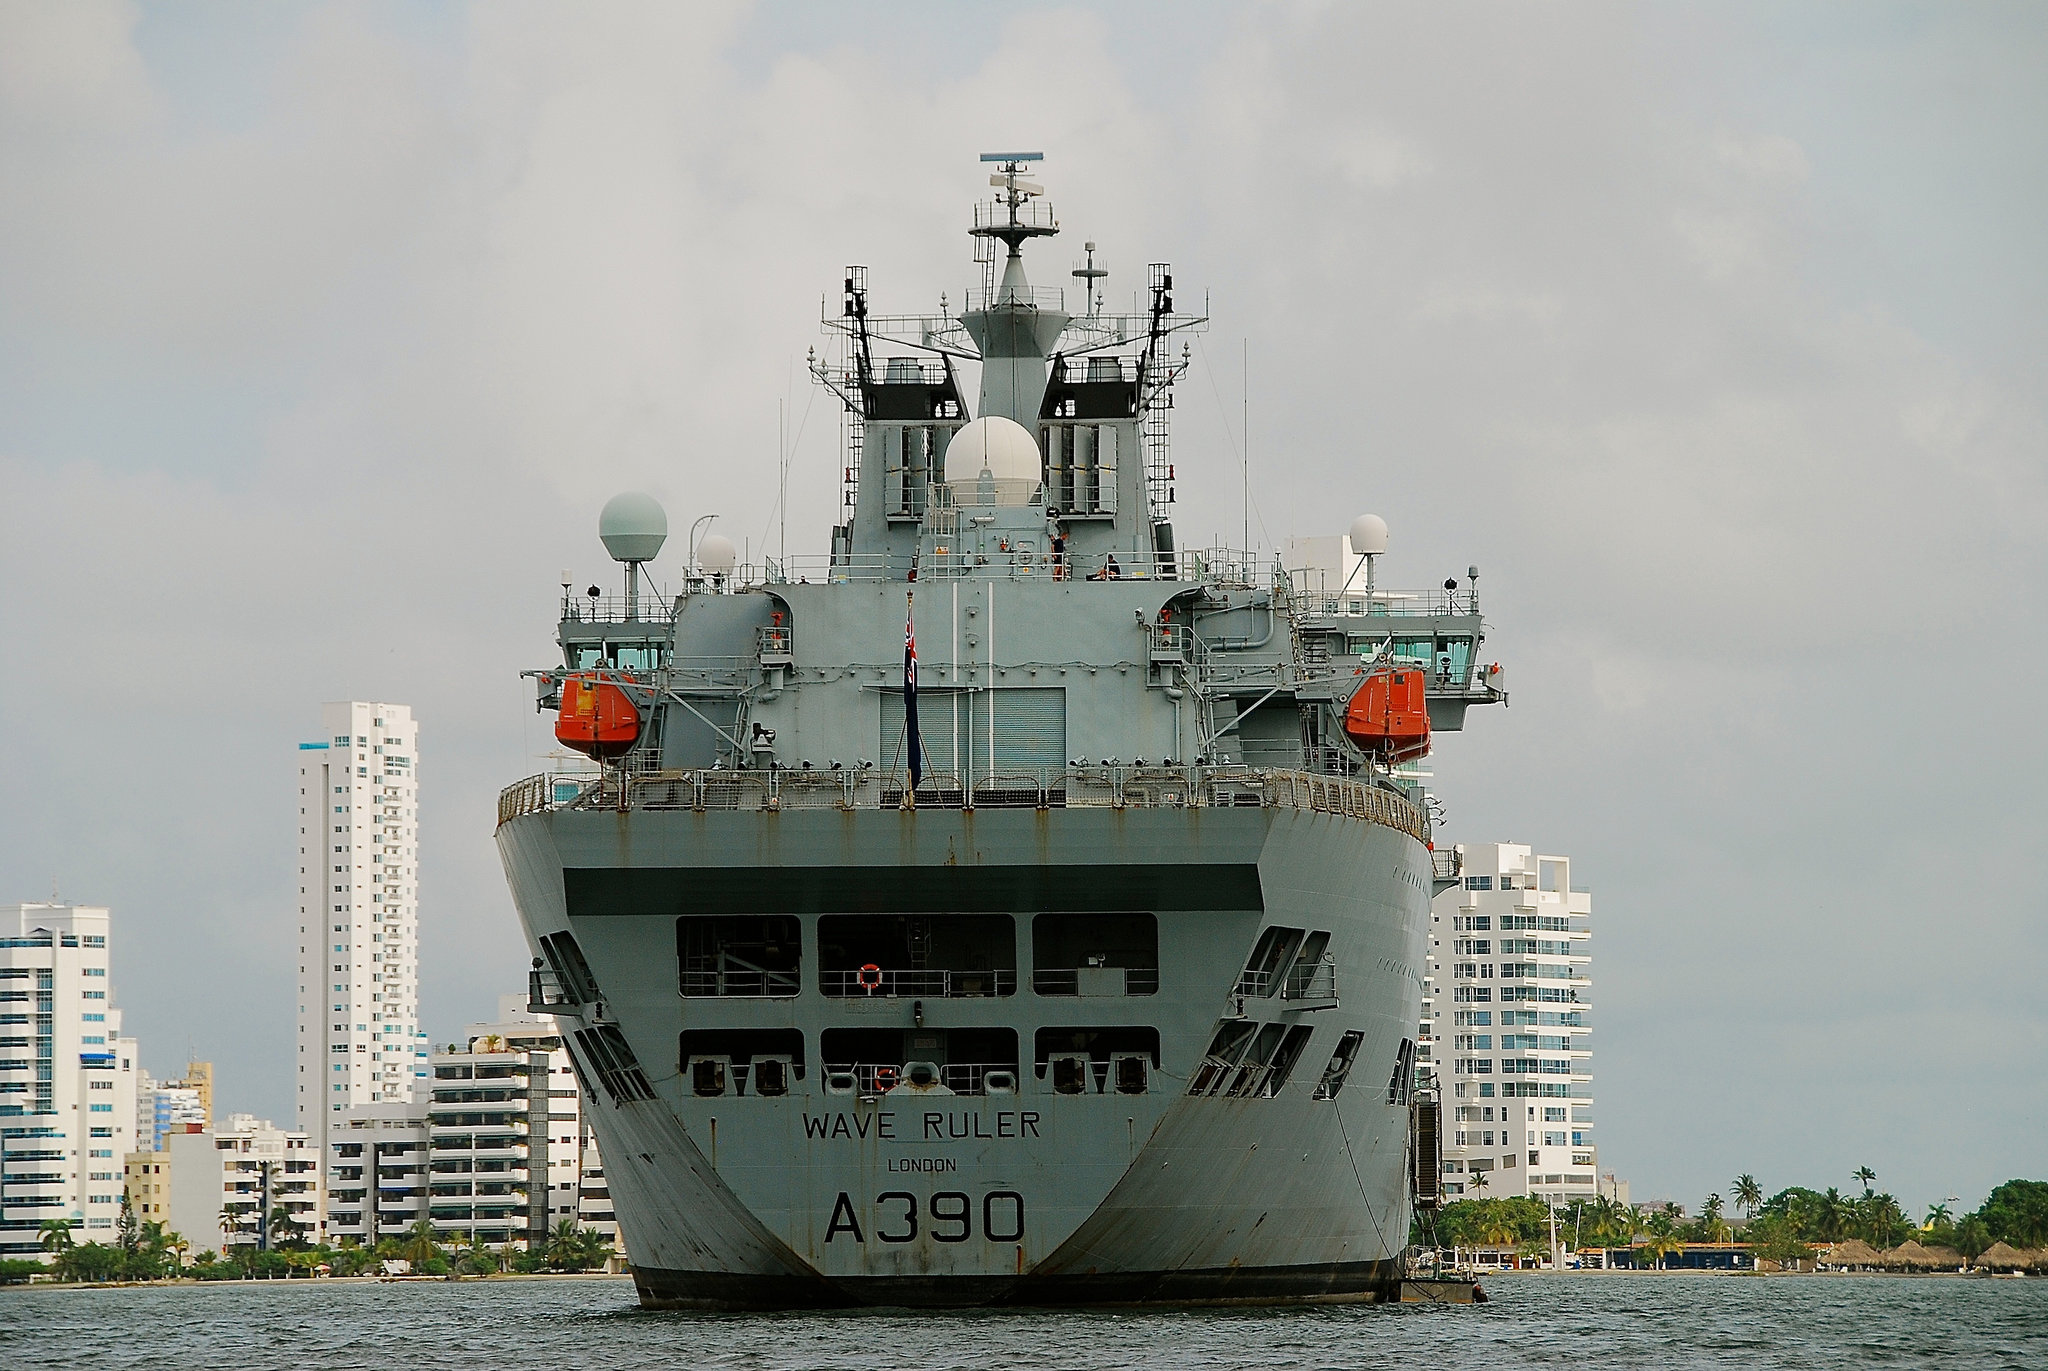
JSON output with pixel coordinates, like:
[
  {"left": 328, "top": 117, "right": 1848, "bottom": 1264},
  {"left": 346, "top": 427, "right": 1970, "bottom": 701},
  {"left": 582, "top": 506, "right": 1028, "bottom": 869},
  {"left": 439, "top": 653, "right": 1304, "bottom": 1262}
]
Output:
[{"left": 630, "top": 1260, "right": 1402, "bottom": 1311}]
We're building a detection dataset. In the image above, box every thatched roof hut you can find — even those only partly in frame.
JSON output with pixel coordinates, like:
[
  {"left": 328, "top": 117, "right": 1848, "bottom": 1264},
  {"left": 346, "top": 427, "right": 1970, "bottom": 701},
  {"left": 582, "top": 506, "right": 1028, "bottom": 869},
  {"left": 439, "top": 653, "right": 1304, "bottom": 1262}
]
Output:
[
  {"left": 1921, "top": 1245, "right": 1964, "bottom": 1268},
  {"left": 1974, "top": 1241, "right": 2029, "bottom": 1271},
  {"left": 1824, "top": 1238, "right": 1884, "bottom": 1268},
  {"left": 1880, "top": 1239, "right": 1939, "bottom": 1268}
]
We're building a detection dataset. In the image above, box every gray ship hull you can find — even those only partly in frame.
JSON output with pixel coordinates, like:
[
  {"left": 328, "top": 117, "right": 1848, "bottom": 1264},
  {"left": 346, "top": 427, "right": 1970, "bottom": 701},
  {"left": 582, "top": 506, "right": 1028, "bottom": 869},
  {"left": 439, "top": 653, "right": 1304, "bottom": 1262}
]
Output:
[{"left": 497, "top": 797, "right": 1431, "bottom": 1309}]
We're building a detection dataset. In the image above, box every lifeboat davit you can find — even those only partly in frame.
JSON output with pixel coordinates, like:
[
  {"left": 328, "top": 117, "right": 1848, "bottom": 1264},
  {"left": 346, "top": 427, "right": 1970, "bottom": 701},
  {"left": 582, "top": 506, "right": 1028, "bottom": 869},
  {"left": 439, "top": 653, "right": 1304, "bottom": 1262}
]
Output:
[
  {"left": 1341, "top": 665, "right": 1431, "bottom": 764},
  {"left": 554, "top": 671, "right": 640, "bottom": 758}
]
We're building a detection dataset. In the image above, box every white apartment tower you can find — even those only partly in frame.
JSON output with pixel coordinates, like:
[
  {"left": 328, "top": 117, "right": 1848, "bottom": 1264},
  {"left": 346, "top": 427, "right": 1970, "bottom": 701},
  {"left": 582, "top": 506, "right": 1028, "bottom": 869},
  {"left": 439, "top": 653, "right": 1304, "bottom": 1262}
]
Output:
[
  {"left": 296, "top": 702, "right": 426, "bottom": 1160},
  {"left": 1421, "top": 844, "right": 1598, "bottom": 1203},
  {"left": 325, "top": 999, "right": 620, "bottom": 1258},
  {"left": 0, "top": 903, "right": 142, "bottom": 1258}
]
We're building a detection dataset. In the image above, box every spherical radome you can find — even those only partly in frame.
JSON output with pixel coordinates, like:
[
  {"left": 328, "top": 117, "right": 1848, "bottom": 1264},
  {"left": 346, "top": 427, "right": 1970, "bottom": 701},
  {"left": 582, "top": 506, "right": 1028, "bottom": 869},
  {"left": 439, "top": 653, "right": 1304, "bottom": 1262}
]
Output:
[
  {"left": 1348, "top": 513, "right": 1388, "bottom": 557},
  {"left": 599, "top": 491, "right": 668, "bottom": 563},
  {"left": 944, "top": 416, "right": 1042, "bottom": 505},
  {"left": 697, "top": 533, "right": 737, "bottom": 575}
]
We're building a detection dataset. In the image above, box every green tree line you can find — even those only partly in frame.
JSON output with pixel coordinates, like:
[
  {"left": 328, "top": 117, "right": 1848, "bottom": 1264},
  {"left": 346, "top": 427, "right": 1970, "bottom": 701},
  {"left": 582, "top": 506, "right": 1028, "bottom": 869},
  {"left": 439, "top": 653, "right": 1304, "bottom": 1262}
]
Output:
[
  {"left": 11, "top": 1202, "right": 616, "bottom": 1284},
  {"left": 1413, "top": 1172, "right": 2048, "bottom": 1267}
]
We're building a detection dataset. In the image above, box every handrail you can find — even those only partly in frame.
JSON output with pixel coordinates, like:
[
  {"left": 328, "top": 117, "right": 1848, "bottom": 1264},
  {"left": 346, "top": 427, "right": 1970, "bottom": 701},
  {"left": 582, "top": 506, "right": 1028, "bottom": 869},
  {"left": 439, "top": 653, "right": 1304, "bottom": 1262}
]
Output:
[
  {"left": 819, "top": 968, "right": 1015, "bottom": 999},
  {"left": 498, "top": 763, "right": 1427, "bottom": 843}
]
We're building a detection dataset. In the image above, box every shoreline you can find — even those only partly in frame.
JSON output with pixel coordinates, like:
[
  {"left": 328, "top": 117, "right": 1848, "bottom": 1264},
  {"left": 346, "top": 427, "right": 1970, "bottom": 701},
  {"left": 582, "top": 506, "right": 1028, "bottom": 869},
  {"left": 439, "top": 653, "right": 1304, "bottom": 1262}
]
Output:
[
  {"left": 1473, "top": 1267, "right": 2032, "bottom": 1279},
  {"left": 3, "top": 1271, "right": 635, "bottom": 1294}
]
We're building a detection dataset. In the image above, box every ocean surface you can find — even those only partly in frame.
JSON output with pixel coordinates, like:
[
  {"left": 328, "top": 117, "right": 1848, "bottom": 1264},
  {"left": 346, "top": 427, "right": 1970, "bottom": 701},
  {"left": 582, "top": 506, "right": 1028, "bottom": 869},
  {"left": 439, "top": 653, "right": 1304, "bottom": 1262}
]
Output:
[{"left": 7, "top": 1272, "right": 2042, "bottom": 1370}]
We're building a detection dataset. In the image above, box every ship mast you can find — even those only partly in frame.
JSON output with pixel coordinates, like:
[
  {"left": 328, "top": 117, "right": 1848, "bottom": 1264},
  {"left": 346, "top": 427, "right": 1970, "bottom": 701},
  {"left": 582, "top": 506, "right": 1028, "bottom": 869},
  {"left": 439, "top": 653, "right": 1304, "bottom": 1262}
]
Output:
[{"left": 961, "top": 153, "right": 1069, "bottom": 425}]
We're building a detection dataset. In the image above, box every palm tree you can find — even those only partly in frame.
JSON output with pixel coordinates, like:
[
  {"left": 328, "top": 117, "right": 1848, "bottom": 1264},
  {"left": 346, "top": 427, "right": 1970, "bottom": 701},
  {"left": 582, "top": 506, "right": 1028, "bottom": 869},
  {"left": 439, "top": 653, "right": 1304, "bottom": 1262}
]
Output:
[
  {"left": 1467, "top": 1170, "right": 1491, "bottom": 1195},
  {"left": 570, "top": 1227, "right": 612, "bottom": 1271},
  {"left": 1641, "top": 1231, "right": 1686, "bottom": 1270},
  {"left": 268, "top": 1205, "right": 305, "bottom": 1249},
  {"left": 38, "top": 1218, "right": 76, "bottom": 1255},
  {"left": 545, "top": 1218, "right": 583, "bottom": 1269},
  {"left": 400, "top": 1218, "right": 439, "bottom": 1267},
  {"left": 458, "top": 1234, "right": 503, "bottom": 1274},
  {"left": 1816, "top": 1188, "right": 1848, "bottom": 1242},
  {"left": 1924, "top": 1202, "right": 1952, "bottom": 1228},
  {"left": 1732, "top": 1174, "right": 1764, "bottom": 1219},
  {"left": 1853, "top": 1165, "right": 1876, "bottom": 1196}
]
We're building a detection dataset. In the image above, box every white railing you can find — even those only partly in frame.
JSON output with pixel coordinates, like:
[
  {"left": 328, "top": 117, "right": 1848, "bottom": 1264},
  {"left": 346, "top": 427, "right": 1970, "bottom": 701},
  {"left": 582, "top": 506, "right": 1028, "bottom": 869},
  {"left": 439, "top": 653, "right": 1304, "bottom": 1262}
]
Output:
[{"left": 499, "top": 764, "right": 1426, "bottom": 843}]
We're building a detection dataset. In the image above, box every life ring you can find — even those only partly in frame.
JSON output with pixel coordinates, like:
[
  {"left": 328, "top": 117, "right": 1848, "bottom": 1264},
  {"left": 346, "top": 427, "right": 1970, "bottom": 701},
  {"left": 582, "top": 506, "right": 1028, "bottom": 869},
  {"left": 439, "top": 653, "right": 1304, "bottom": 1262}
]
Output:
[
  {"left": 874, "top": 1065, "right": 899, "bottom": 1092},
  {"left": 857, "top": 963, "right": 883, "bottom": 994}
]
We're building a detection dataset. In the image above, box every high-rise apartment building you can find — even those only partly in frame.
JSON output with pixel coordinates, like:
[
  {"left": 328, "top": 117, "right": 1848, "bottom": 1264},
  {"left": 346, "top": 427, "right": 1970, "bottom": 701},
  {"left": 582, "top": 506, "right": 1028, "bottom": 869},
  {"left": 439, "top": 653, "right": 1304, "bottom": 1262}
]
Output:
[
  {"left": 1421, "top": 844, "right": 1598, "bottom": 1204},
  {"left": 324, "top": 999, "right": 619, "bottom": 1257},
  {"left": 0, "top": 903, "right": 142, "bottom": 1258},
  {"left": 295, "top": 702, "right": 426, "bottom": 1160},
  {"left": 135, "top": 1069, "right": 207, "bottom": 1150},
  {"left": 165, "top": 1113, "right": 322, "bottom": 1254}
]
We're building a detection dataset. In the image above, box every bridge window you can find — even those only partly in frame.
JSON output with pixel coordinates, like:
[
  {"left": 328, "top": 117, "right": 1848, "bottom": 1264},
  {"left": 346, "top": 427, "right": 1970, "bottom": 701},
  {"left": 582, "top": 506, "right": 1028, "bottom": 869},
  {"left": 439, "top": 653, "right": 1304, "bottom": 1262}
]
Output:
[
  {"left": 817, "top": 915, "right": 1015, "bottom": 998},
  {"left": 1031, "top": 913, "right": 1157, "bottom": 995}
]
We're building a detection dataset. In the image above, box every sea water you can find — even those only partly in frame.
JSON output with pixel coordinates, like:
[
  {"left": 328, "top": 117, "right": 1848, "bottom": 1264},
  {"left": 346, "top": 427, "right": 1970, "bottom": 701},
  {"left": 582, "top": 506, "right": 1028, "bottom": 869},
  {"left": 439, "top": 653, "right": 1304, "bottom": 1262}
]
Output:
[{"left": 8, "top": 1272, "right": 2042, "bottom": 1369}]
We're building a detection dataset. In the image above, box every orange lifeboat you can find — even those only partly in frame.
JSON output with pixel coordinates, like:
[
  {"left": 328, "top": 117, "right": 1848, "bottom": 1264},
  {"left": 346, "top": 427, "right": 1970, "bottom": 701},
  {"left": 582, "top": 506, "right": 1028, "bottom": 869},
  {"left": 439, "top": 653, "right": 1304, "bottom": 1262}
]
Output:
[
  {"left": 1341, "top": 665, "right": 1431, "bottom": 764},
  {"left": 554, "top": 671, "right": 640, "bottom": 758}
]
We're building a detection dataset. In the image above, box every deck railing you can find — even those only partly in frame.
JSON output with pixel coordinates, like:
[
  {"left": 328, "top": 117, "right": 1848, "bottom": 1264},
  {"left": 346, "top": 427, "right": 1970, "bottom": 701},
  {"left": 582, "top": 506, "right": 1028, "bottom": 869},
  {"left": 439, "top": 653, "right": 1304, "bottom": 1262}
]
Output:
[
  {"left": 818, "top": 968, "right": 1015, "bottom": 999},
  {"left": 499, "top": 763, "right": 1426, "bottom": 843}
]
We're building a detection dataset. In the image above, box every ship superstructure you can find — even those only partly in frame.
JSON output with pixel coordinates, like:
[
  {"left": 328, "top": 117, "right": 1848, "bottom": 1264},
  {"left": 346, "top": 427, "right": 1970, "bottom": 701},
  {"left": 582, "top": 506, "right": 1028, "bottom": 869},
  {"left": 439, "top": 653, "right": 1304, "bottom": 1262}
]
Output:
[{"left": 496, "top": 155, "right": 1505, "bottom": 1308}]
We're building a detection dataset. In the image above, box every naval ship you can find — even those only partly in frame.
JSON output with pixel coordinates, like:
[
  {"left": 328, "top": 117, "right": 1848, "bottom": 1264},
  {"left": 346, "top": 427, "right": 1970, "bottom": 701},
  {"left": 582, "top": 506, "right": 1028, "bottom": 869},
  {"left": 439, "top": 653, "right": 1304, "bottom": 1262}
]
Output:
[{"left": 496, "top": 155, "right": 1505, "bottom": 1309}]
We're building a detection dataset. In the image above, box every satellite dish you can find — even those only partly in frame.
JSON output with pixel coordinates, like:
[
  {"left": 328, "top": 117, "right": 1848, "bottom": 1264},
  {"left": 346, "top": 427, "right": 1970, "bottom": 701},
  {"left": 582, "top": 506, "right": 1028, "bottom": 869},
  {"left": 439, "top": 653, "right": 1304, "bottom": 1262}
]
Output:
[
  {"left": 1348, "top": 514, "right": 1388, "bottom": 557},
  {"left": 599, "top": 492, "right": 668, "bottom": 564},
  {"left": 697, "top": 533, "right": 737, "bottom": 575}
]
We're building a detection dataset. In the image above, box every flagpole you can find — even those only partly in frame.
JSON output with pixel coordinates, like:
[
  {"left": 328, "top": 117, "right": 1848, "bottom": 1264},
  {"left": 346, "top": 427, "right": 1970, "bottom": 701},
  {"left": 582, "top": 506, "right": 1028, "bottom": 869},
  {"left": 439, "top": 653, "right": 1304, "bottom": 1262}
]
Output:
[{"left": 903, "top": 589, "right": 921, "bottom": 811}]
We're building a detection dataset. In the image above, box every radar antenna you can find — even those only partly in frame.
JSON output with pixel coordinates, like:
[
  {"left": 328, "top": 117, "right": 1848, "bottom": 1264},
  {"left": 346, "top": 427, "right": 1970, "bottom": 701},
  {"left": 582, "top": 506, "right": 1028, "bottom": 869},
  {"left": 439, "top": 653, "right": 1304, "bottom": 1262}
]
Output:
[{"left": 1073, "top": 240, "right": 1108, "bottom": 316}]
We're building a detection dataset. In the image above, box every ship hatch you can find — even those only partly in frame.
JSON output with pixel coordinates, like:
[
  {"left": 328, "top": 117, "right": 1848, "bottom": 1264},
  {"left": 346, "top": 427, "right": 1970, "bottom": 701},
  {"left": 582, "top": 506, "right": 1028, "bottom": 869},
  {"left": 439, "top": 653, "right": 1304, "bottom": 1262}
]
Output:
[{"left": 1033, "top": 1027, "right": 1160, "bottom": 1095}]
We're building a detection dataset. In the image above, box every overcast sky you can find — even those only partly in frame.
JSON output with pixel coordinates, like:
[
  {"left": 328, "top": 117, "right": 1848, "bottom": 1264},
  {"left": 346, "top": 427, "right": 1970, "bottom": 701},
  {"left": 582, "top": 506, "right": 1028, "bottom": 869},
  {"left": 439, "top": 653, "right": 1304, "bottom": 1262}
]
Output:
[{"left": 2, "top": 1, "right": 2042, "bottom": 1217}]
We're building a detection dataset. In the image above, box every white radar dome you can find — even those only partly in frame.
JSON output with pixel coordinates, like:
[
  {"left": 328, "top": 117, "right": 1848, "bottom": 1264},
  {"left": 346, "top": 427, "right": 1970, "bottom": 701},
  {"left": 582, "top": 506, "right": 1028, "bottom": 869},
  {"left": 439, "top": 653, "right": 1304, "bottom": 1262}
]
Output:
[
  {"left": 1348, "top": 513, "right": 1388, "bottom": 557},
  {"left": 944, "top": 415, "right": 1043, "bottom": 506},
  {"left": 696, "top": 533, "right": 737, "bottom": 575},
  {"left": 599, "top": 491, "right": 668, "bottom": 563}
]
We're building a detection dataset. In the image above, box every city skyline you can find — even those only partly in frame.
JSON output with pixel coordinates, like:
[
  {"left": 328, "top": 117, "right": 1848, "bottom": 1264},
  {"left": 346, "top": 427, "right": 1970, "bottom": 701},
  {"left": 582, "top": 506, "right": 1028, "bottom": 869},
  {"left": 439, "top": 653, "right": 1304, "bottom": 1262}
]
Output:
[{"left": 1, "top": 3, "right": 2043, "bottom": 1213}]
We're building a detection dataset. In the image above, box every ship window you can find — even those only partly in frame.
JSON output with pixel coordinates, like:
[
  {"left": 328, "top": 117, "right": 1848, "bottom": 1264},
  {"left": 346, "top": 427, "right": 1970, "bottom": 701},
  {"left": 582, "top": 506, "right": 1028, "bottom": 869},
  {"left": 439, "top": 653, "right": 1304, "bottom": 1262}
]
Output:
[
  {"left": 1032, "top": 1027, "right": 1160, "bottom": 1096},
  {"left": 1386, "top": 1037, "right": 1417, "bottom": 1105},
  {"left": 1236, "top": 926, "right": 1305, "bottom": 998},
  {"left": 537, "top": 931, "right": 600, "bottom": 1005},
  {"left": 1224, "top": 1024, "right": 1288, "bottom": 1097},
  {"left": 678, "top": 916, "right": 800, "bottom": 998},
  {"left": 1281, "top": 931, "right": 1332, "bottom": 1000},
  {"left": 567, "top": 1026, "right": 653, "bottom": 1104},
  {"left": 1262, "top": 1025, "right": 1317, "bottom": 1097},
  {"left": 1031, "top": 913, "right": 1157, "bottom": 996},
  {"left": 817, "top": 915, "right": 1015, "bottom": 998},
  {"left": 1188, "top": 1021, "right": 1257, "bottom": 1096},
  {"left": 679, "top": 1029, "right": 806, "bottom": 1098},
  {"left": 820, "top": 1027, "right": 1017, "bottom": 1096}
]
